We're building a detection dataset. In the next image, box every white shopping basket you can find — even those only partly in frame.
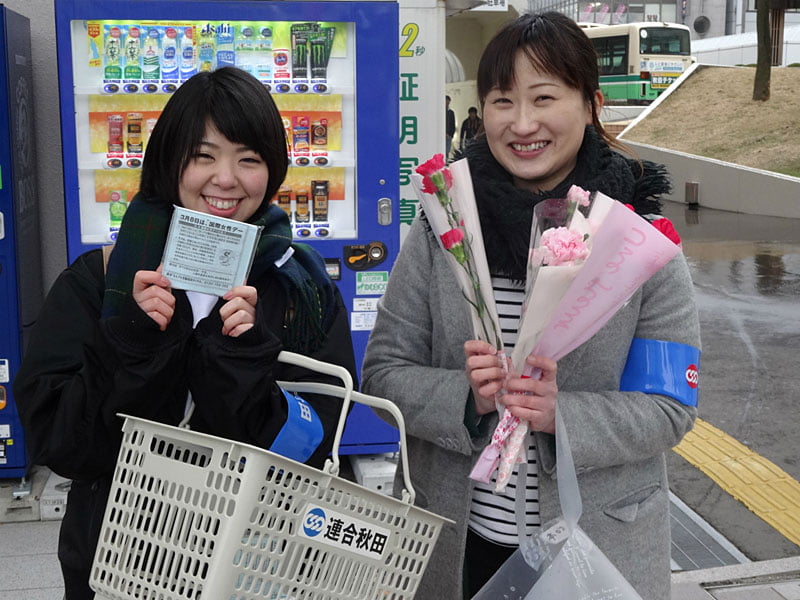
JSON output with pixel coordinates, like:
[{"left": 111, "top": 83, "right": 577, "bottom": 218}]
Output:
[{"left": 90, "top": 351, "right": 452, "bottom": 600}]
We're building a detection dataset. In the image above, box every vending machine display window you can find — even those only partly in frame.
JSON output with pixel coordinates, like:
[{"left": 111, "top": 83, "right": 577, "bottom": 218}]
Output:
[{"left": 67, "top": 18, "right": 359, "bottom": 246}]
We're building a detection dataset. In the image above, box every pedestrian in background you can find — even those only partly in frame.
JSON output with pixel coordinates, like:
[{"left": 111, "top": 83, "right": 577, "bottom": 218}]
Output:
[
  {"left": 459, "top": 105, "right": 482, "bottom": 150},
  {"left": 446, "top": 94, "right": 456, "bottom": 158}
]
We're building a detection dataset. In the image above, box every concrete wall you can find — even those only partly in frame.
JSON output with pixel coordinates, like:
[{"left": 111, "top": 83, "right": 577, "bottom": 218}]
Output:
[
  {"left": 445, "top": 18, "right": 485, "bottom": 82},
  {"left": 619, "top": 141, "right": 800, "bottom": 219},
  {"left": 4, "top": 0, "right": 65, "bottom": 291},
  {"left": 618, "top": 62, "right": 800, "bottom": 220},
  {"left": 685, "top": 0, "right": 728, "bottom": 40},
  {"left": 445, "top": 2, "right": 521, "bottom": 82},
  {"left": 744, "top": 11, "right": 800, "bottom": 33}
]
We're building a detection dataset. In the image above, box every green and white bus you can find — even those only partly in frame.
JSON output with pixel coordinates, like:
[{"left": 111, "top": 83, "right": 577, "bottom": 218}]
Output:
[{"left": 581, "top": 22, "right": 694, "bottom": 105}]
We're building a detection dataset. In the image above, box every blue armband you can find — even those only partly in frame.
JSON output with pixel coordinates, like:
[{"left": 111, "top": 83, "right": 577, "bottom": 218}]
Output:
[
  {"left": 268, "top": 389, "right": 324, "bottom": 463},
  {"left": 619, "top": 338, "right": 700, "bottom": 407}
]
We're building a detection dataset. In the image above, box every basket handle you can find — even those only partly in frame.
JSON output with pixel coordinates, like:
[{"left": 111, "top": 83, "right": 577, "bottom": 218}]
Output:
[
  {"left": 349, "top": 390, "right": 416, "bottom": 505},
  {"left": 276, "top": 350, "right": 353, "bottom": 478},
  {"left": 276, "top": 351, "right": 417, "bottom": 505}
]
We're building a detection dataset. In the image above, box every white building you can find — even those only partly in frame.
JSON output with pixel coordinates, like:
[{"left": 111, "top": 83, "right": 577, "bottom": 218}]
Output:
[{"left": 692, "top": 23, "right": 800, "bottom": 65}]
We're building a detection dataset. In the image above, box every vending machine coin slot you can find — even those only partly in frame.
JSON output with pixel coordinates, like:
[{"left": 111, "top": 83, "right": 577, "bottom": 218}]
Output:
[
  {"left": 343, "top": 241, "right": 387, "bottom": 270},
  {"left": 377, "top": 197, "right": 392, "bottom": 226}
]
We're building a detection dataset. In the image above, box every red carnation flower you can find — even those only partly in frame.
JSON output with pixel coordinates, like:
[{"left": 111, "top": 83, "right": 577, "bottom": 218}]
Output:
[
  {"left": 440, "top": 227, "right": 464, "bottom": 250},
  {"left": 416, "top": 153, "right": 447, "bottom": 177}
]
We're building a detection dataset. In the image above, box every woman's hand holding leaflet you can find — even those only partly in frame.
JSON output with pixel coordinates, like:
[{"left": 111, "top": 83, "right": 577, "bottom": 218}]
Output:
[
  {"left": 133, "top": 265, "right": 175, "bottom": 331},
  {"left": 221, "top": 285, "right": 257, "bottom": 337}
]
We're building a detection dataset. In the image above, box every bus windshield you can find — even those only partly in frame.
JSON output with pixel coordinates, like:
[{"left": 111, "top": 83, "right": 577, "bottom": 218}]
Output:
[{"left": 639, "top": 27, "right": 691, "bottom": 55}]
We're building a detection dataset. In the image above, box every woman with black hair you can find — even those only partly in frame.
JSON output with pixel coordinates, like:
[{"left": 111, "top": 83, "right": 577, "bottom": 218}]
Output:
[
  {"left": 14, "top": 66, "right": 356, "bottom": 599},
  {"left": 363, "top": 12, "right": 700, "bottom": 599}
]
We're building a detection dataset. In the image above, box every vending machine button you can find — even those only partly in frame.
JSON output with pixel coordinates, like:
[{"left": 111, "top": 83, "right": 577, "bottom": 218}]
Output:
[
  {"left": 312, "top": 83, "right": 328, "bottom": 94},
  {"left": 162, "top": 83, "right": 177, "bottom": 93},
  {"left": 123, "top": 83, "right": 139, "bottom": 93},
  {"left": 103, "top": 83, "right": 120, "bottom": 94},
  {"left": 275, "top": 83, "right": 290, "bottom": 94},
  {"left": 296, "top": 228, "right": 311, "bottom": 238},
  {"left": 142, "top": 83, "right": 158, "bottom": 93},
  {"left": 313, "top": 157, "right": 328, "bottom": 166},
  {"left": 294, "top": 83, "right": 309, "bottom": 93}
]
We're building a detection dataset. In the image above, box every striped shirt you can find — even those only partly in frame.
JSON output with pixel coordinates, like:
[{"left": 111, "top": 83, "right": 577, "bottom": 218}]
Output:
[{"left": 468, "top": 277, "right": 541, "bottom": 546}]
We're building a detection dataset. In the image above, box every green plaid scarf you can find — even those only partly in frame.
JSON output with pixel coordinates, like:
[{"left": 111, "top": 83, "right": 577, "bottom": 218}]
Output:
[{"left": 102, "top": 194, "right": 336, "bottom": 354}]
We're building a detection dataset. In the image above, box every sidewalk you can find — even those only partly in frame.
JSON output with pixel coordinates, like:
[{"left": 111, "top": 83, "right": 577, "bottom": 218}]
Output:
[
  {"left": 2, "top": 467, "right": 799, "bottom": 598},
  {"left": 672, "top": 556, "right": 800, "bottom": 599},
  {"left": 3, "top": 513, "right": 799, "bottom": 599}
]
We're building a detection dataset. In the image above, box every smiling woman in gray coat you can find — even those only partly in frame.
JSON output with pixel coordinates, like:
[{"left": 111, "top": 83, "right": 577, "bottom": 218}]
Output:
[{"left": 361, "top": 12, "right": 700, "bottom": 600}]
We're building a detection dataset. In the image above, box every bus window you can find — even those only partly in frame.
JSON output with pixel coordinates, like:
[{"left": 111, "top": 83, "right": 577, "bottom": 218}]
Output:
[
  {"left": 640, "top": 27, "right": 691, "bottom": 55},
  {"left": 592, "top": 35, "right": 628, "bottom": 76}
]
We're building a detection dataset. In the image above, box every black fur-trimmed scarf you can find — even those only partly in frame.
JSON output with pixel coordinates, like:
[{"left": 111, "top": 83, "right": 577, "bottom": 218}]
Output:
[{"left": 450, "top": 125, "right": 672, "bottom": 280}]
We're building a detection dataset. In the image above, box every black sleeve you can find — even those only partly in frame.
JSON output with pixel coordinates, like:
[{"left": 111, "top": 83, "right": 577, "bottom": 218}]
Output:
[
  {"left": 187, "top": 284, "right": 357, "bottom": 469},
  {"left": 13, "top": 251, "right": 190, "bottom": 480}
]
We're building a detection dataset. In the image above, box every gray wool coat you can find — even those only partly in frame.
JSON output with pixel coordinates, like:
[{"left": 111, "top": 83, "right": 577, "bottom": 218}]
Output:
[{"left": 361, "top": 216, "right": 700, "bottom": 600}]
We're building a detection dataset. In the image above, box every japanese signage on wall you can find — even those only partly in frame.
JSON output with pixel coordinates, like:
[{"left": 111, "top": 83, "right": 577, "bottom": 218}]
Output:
[{"left": 398, "top": 0, "right": 446, "bottom": 242}]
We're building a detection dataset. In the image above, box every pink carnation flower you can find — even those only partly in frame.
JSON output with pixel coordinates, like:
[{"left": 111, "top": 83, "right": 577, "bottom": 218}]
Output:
[
  {"left": 567, "top": 185, "right": 591, "bottom": 207},
  {"left": 538, "top": 226, "right": 590, "bottom": 266}
]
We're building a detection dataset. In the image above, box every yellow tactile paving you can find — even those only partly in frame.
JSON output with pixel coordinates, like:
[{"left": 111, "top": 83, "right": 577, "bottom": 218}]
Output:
[{"left": 674, "top": 417, "right": 800, "bottom": 546}]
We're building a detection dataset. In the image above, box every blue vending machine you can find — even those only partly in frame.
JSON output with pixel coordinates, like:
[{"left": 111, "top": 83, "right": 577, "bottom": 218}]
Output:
[
  {"left": 54, "top": 0, "right": 400, "bottom": 453},
  {"left": 0, "top": 5, "right": 42, "bottom": 478}
]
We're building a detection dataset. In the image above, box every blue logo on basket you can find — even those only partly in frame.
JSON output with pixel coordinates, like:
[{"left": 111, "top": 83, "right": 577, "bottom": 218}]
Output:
[{"left": 303, "top": 507, "right": 326, "bottom": 537}]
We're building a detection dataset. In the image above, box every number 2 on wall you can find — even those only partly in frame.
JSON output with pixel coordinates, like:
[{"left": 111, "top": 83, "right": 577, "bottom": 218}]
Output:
[{"left": 399, "top": 23, "right": 419, "bottom": 57}]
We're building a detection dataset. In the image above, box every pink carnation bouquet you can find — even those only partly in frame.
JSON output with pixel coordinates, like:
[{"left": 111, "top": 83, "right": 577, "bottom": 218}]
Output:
[
  {"left": 470, "top": 185, "right": 600, "bottom": 489},
  {"left": 470, "top": 187, "right": 683, "bottom": 491}
]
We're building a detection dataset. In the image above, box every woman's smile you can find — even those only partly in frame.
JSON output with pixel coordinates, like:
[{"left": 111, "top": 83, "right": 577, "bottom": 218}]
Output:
[
  {"left": 483, "top": 50, "right": 593, "bottom": 193},
  {"left": 510, "top": 140, "right": 549, "bottom": 153},
  {"left": 178, "top": 123, "right": 270, "bottom": 223}
]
